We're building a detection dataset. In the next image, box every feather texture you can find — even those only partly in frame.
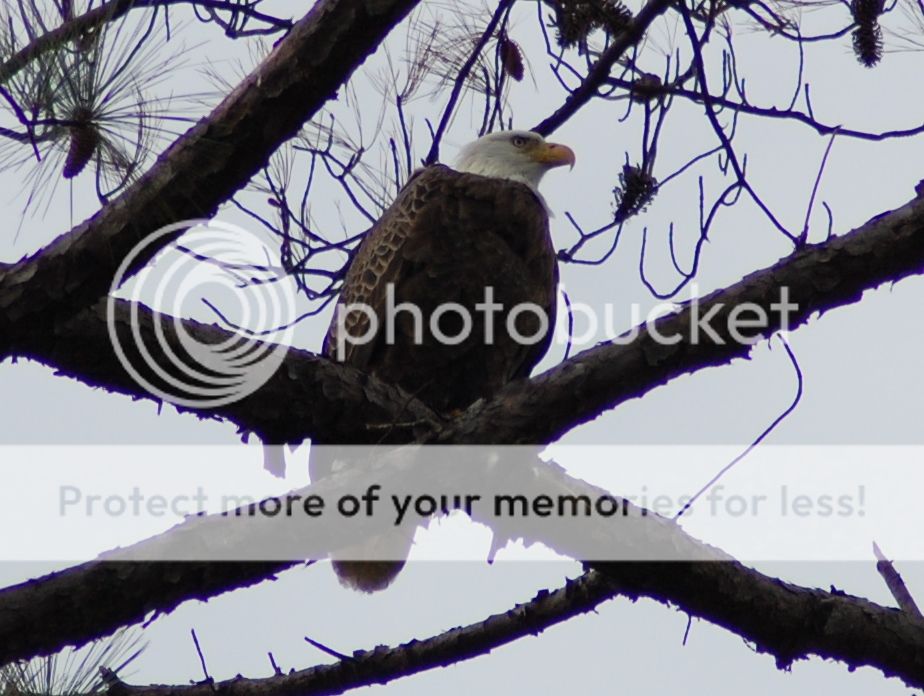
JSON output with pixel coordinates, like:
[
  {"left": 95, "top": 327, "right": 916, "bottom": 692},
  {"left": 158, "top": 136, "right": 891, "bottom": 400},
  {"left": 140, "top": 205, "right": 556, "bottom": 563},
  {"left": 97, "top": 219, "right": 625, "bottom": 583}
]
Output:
[
  {"left": 323, "top": 164, "right": 557, "bottom": 413},
  {"left": 314, "top": 162, "right": 559, "bottom": 592}
]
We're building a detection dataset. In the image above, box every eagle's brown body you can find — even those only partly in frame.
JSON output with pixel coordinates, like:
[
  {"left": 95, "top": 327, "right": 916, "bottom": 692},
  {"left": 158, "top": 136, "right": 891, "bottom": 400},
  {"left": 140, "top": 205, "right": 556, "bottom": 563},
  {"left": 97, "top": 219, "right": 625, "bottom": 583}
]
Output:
[
  {"left": 314, "top": 161, "right": 560, "bottom": 592},
  {"left": 323, "top": 164, "right": 558, "bottom": 413}
]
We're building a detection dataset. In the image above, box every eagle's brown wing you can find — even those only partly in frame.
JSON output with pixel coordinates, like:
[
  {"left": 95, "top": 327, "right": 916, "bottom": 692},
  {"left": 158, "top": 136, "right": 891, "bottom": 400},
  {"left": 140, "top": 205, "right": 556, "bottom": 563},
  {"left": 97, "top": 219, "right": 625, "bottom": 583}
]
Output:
[
  {"left": 322, "top": 166, "right": 435, "bottom": 369},
  {"left": 323, "top": 164, "right": 557, "bottom": 414}
]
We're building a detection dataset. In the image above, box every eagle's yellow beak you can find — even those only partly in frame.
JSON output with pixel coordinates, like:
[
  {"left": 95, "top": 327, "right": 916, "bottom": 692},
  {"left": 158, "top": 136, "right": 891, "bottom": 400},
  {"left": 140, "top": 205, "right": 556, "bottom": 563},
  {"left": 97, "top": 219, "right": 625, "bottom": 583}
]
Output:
[{"left": 533, "top": 141, "right": 576, "bottom": 169}]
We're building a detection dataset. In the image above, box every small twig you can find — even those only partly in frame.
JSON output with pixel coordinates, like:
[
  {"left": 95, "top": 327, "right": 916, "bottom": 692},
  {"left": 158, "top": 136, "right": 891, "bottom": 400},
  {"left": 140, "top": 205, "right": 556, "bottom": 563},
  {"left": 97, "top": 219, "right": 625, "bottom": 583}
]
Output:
[
  {"left": 268, "top": 652, "right": 283, "bottom": 676},
  {"left": 682, "top": 614, "right": 693, "bottom": 646},
  {"left": 424, "top": 0, "right": 513, "bottom": 164},
  {"left": 822, "top": 201, "right": 835, "bottom": 241},
  {"left": 561, "top": 287, "right": 575, "bottom": 361},
  {"left": 190, "top": 629, "right": 215, "bottom": 688},
  {"left": 675, "top": 334, "right": 804, "bottom": 519},
  {"left": 799, "top": 128, "right": 839, "bottom": 246},
  {"left": 304, "top": 635, "right": 353, "bottom": 662},
  {"left": 873, "top": 542, "right": 923, "bottom": 618},
  {"left": 679, "top": 4, "right": 798, "bottom": 245}
]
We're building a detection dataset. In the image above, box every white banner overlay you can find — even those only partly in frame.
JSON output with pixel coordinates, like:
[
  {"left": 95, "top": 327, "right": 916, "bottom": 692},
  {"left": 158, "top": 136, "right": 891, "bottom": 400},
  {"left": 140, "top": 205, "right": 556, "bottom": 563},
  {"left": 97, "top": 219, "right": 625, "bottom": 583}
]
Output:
[{"left": 0, "top": 445, "right": 918, "bottom": 563}]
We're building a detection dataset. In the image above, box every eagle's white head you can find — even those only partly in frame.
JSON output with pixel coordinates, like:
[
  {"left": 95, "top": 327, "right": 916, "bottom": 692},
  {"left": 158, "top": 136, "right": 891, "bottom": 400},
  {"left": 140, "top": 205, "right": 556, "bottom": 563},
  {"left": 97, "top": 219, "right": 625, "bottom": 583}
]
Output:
[{"left": 453, "top": 130, "right": 576, "bottom": 193}]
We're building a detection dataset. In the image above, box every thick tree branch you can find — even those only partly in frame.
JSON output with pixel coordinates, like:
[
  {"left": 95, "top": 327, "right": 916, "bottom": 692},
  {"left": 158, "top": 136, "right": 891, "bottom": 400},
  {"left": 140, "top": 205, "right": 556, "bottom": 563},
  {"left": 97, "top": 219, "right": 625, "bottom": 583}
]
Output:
[
  {"left": 2, "top": 0, "right": 922, "bottom": 690},
  {"left": 0, "top": 446, "right": 702, "bottom": 664},
  {"left": 593, "top": 561, "right": 924, "bottom": 684},
  {"left": 108, "top": 572, "right": 621, "bottom": 696},
  {"left": 2, "top": 450, "right": 924, "bottom": 686},
  {"left": 0, "top": 561, "right": 298, "bottom": 666},
  {"left": 443, "top": 190, "right": 924, "bottom": 444},
  {"left": 96, "top": 561, "right": 924, "bottom": 693},
  {"left": 12, "top": 189, "right": 924, "bottom": 447},
  {"left": 89, "top": 564, "right": 924, "bottom": 694},
  {"left": 0, "top": 0, "right": 421, "bottom": 356},
  {"left": 12, "top": 298, "right": 442, "bottom": 444}
]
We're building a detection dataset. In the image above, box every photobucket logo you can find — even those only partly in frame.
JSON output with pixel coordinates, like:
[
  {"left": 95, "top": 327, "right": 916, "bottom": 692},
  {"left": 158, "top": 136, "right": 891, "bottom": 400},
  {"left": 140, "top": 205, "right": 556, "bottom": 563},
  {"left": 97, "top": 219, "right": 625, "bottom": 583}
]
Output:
[
  {"left": 332, "top": 284, "right": 799, "bottom": 358},
  {"left": 107, "top": 220, "right": 297, "bottom": 408},
  {"left": 334, "top": 286, "right": 549, "bottom": 360}
]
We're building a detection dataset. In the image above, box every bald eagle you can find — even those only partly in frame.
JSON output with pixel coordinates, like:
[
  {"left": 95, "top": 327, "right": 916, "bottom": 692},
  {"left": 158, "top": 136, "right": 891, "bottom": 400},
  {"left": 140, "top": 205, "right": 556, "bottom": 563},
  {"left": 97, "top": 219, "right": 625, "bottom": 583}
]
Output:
[{"left": 313, "top": 130, "right": 574, "bottom": 591}]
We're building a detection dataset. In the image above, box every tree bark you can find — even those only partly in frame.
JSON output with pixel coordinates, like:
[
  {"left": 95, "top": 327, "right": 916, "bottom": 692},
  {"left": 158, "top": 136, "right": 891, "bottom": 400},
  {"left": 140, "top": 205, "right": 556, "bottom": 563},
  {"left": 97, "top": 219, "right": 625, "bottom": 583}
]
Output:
[
  {"left": 11, "top": 189, "right": 924, "bottom": 446},
  {"left": 0, "top": 0, "right": 421, "bottom": 356},
  {"left": 2, "top": 449, "right": 923, "bottom": 686}
]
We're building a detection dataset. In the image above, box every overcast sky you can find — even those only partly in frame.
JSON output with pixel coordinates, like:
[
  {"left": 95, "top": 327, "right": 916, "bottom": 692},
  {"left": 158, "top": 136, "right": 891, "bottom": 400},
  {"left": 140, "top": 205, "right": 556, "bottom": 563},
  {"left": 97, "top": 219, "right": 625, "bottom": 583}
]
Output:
[{"left": 2, "top": 0, "right": 924, "bottom": 693}]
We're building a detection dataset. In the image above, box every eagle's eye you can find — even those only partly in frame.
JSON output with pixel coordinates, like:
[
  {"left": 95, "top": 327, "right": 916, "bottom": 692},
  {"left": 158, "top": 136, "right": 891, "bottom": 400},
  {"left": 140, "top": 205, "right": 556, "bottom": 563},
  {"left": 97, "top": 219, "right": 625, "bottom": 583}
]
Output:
[{"left": 510, "top": 135, "right": 529, "bottom": 148}]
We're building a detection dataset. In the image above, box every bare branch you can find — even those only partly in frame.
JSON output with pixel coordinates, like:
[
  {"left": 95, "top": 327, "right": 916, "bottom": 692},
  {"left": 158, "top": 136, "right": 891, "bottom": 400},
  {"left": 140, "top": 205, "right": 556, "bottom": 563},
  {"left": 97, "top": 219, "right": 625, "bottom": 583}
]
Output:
[
  {"left": 3, "top": 451, "right": 924, "bottom": 687},
  {"left": 603, "top": 77, "right": 924, "bottom": 142},
  {"left": 424, "top": 0, "right": 513, "bottom": 165},
  {"left": 0, "top": 0, "right": 423, "bottom": 357},
  {"left": 441, "top": 189, "right": 924, "bottom": 446},
  {"left": 533, "top": 0, "right": 672, "bottom": 136},
  {"left": 109, "top": 572, "right": 623, "bottom": 696},
  {"left": 8, "top": 186, "right": 924, "bottom": 451},
  {"left": 874, "top": 542, "right": 923, "bottom": 618}
]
